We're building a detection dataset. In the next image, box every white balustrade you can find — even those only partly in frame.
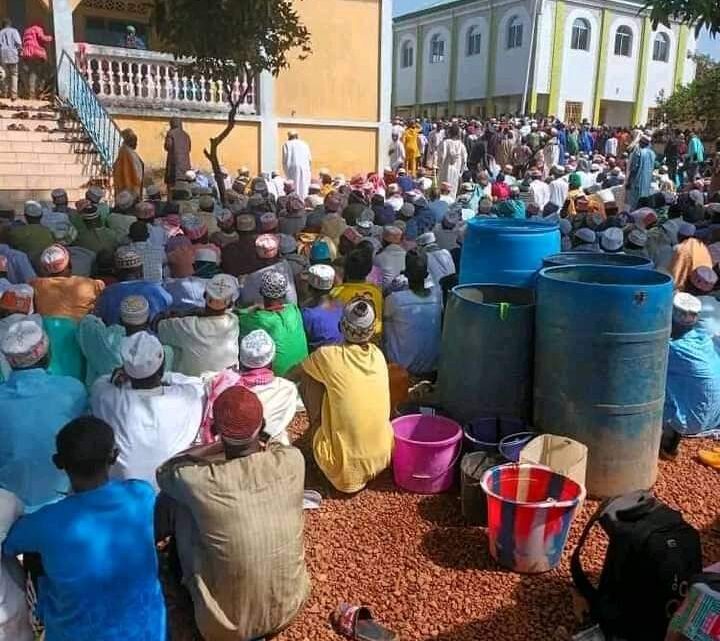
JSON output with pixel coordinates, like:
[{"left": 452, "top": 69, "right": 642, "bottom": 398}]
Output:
[{"left": 75, "top": 44, "right": 256, "bottom": 115}]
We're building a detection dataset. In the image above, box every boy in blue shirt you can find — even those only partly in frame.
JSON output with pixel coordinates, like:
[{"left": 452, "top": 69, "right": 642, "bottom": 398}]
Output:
[{"left": 3, "top": 417, "right": 166, "bottom": 641}]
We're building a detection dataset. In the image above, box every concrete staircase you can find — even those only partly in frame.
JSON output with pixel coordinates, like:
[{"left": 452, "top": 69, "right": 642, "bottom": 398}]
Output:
[{"left": 0, "top": 99, "right": 108, "bottom": 218}]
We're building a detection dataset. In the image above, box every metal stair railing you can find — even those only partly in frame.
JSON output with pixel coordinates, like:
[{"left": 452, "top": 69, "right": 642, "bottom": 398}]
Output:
[{"left": 56, "top": 50, "right": 123, "bottom": 171}]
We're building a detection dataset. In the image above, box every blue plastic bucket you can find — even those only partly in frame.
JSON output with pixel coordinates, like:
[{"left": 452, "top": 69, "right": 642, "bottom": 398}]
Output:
[
  {"left": 463, "top": 416, "right": 528, "bottom": 453},
  {"left": 499, "top": 432, "right": 538, "bottom": 462}
]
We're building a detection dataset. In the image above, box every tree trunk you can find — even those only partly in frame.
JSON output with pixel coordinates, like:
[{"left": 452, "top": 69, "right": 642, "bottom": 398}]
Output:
[{"left": 204, "top": 83, "right": 252, "bottom": 205}]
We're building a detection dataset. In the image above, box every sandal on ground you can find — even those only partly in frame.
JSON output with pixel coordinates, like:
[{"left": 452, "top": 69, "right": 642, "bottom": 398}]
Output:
[
  {"left": 331, "top": 604, "right": 398, "bottom": 640},
  {"left": 303, "top": 489, "right": 322, "bottom": 510}
]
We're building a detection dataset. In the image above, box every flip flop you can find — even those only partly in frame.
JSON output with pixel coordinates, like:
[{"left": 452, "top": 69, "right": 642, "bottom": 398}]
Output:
[
  {"left": 303, "top": 489, "right": 322, "bottom": 510},
  {"left": 331, "top": 604, "right": 398, "bottom": 641}
]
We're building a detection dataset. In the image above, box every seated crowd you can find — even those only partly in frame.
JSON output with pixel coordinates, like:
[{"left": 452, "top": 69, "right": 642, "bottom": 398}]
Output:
[{"left": 0, "top": 118, "right": 718, "bottom": 638}]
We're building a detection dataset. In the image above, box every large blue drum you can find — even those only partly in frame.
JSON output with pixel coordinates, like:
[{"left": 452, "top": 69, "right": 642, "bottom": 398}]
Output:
[
  {"left": 460, "top": 219, "right": 560, "bottom": 288},
  {"left": 438, "top": 285, "right": 535, "bottom": 423},
  {"left": 543, "top": 252, "right": 654, "bottom": 269},
  {"left": 534, "top": 266, "right": 673, "bottom": 497}
]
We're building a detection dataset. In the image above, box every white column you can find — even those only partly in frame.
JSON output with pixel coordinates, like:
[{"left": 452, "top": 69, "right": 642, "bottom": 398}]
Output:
[
  {"left": 377, "top": 0, "right": 393, "bottom": 172},
  {"left": 52, "top": 0, "right": 75, "bottom": 99},
  {"left": 258, "top": 70, "right": 278, "bottom": 174}
]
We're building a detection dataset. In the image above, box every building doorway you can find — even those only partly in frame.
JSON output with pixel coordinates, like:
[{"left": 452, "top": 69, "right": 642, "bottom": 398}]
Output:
[{"left": 564, "top": 101, "right": 583, "bottom": 125}]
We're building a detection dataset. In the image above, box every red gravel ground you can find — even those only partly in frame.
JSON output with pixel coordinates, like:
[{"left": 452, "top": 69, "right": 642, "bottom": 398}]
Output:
[{"left": 279, "top": 416, "right": 720, "bottom": 641}]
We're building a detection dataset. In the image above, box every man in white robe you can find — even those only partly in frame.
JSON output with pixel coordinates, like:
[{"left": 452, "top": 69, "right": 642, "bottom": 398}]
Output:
[
  {"left": 281, "top": 131, "right": 312, "bottom": 200},
  {"left": 388, "top": 133, "right": 406, "bottom": 172}
]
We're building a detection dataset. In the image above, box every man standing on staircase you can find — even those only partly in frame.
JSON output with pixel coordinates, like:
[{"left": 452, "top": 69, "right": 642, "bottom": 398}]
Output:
[
  {"left": 0, "top": 19, "right": 22, "bottom": 101},
  {"left": 20, "top": 22, "right": 53, "bottom": 100},
  {"left": 164, "top": 118, "right": 192, "bottom": 191}
]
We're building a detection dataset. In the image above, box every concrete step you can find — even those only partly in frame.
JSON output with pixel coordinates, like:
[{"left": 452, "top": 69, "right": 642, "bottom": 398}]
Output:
[
  {"left": 0, "top": 151, "right": 102, "bottom": 165},
  {"left": 1, "top": 129, "right": 91, "bottom": 143},
  {"left": 0, "top": 100, "right": 56, "bottom": 112},
  {"left": 0, "top": 162, "right": 101, "bottom": 177},
  {"left": 0, "top": 174, "right": 96, "bottom": 190},
  {"left": 2, "top": 140, "right": 98, "bottom": 154},
  {"left": 0, "top": 119, "right": 70, "bottom": 132}
]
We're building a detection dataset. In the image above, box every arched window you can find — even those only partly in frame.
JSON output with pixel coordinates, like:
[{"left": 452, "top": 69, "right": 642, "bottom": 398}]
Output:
[
  {"left": 466, "top": 26, "right": 482, "bottom": 56},
  {"left": 571, "top": 18, "right": 591, "bottom": 51},
  {"left": 614, "top": 25, "right": 633, "bottom": 56},
  {"left": 429, "top": 34, "right": 445, "bottom": 63},
  {"left": 652, "top": 32, "right": 670, "bottom": 62},
  {"left": 507, "top": 16, "right": 523, "bottom": 49},
  {"left": 400, "top": 40, "right": 414, "bottom": 68}
]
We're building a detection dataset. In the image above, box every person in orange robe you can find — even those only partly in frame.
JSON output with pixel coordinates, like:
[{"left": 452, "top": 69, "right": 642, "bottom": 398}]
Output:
[{"left": 113, "top": 128, "right": 144, "bottom": 199}]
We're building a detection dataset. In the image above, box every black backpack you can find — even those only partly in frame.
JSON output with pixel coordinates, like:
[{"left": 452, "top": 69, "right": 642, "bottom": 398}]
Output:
[{"left": 571, "top": 490, "right": 703, "bottom": 641}]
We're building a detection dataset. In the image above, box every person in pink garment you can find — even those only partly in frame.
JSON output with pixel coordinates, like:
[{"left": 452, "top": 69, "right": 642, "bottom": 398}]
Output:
[{"left": 20, "top": 23, "right": 53, "bottom": 99}]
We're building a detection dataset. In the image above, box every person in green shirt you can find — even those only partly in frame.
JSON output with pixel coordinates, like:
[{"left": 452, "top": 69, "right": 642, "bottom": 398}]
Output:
[
  {"left": 566, "top": 126, "right": 580, "bottom": 156},
  {"left": 74, "top": 201, "right": 118, "bottom": 256},
  {"left": 237, "top": 270, "right": 308, "bottom": 376},
  {"left": 8, "top": 201, "right": 54, "bottom": 267}
]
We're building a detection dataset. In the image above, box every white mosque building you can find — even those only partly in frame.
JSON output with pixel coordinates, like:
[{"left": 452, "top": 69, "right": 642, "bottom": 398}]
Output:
[{"left": 392, "top": 0, "right": 697, "bottom": 126}]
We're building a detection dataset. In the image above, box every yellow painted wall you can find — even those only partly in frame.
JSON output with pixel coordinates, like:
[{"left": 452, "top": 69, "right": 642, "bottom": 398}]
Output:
[
  {"left": 114, "top": 116, "right": 261, "bottom": 177},
  {"left": 278, "top": 124, "right": 377, "bottom": 177},
  {"left": 275, "top": 0, "right": 380, "bottom": 122}
]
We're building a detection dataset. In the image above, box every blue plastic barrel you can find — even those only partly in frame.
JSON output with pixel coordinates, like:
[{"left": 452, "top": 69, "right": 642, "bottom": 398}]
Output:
[
  {"left": 534, "top": 266, "right": 673, "bottom": 498},
  {"left": 543, "top": 253, "right": 653, "bottom": 269},
  {"left": 460, "top": 219, "right": 560, "bottom": 287},
  {"left": 438, "top": 285, "right": 535, "bottom": 423}
]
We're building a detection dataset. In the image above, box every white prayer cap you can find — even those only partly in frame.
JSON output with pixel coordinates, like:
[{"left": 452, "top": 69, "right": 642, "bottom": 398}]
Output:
[
  {"left": 628, "top": 228, "right": 648, "bottom": 248},
  {"left": 387, "top": 183, "right": 400, "bottom": 196},
  {"left": 195, "top": 247, "right": 220, "bottom": 264},
  {"left": 600, "top": 227, "right": 624, "bottom": 252},
  {"left": 185, "top": 170, "right": 197, "bottom": 181},
  {"left": 678, "top": 222, "right": 696, "bottom": 238},
  {"left": 116, "top": 190, "right": 134, "bottom": 210},
  {"left": 120, "top": 295, "right": 150, "bottom": 326},
  {"left": 288, "top": 129, "right": 299, "bottom": 137},
  {"left": 240, "top": 329, "right": 276, "bottom": 370},
  {"left": 319, "top": 167, "right": 331, "bottom": 176},
  {"left": 418, "top": 177, "right": 432, "bottom": 191},
  {"left": 205, "top": 273, "right": 240, "bottom": 306},
  {"left": 575, "top": 228, "right": 596, "bottom": 244},
  {"left": 120, "top": 331, "right": 164, "bottom": 379},
  {"left": 416, "top": 232, "right": 437, "bottom": 247},
  {"left": 24, "top": 200, "right": 42, "bottom": 219},
  {"left": 1, "top": 320, "right": 48, "bottom": 369},
  {"left": 307, "top": 264, "right": 335, "bottom": 291},
  {"left": 672, "top": 292, "right": 701, "bottom": 327}
]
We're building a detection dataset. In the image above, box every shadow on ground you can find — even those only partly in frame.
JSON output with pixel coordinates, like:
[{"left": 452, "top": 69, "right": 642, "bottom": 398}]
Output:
[{"left": 419, "top": 574, "right": 577, "bottom": 640}]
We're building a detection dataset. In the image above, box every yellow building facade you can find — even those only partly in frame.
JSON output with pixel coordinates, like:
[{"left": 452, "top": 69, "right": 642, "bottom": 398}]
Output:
[{"left": 5, "top": 0, "right": 392, "bottom": 179}]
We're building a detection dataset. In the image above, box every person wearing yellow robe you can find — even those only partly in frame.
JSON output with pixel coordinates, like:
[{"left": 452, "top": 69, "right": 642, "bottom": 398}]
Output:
[
  {"left": 292, "top": 299, "right": 393, "bottom": 493},
  {"left": 113, "top": 128, "right": 144, "bottom": 200},
  {"left": 402, "top": 121, "right": 422, "bottom": 176}
]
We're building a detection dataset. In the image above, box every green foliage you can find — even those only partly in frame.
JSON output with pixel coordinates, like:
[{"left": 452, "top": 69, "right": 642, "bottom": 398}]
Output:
[
  {"left": 644, "top": 0, "right": 720, "bottom": 36},
  {"left": 153, "top": 0, "right": 312, "bottom": 88},
  {"left": 151, "top": 0, "right": 312, "bottom": 203},
  {"left": 657, "top": 55, "right": 720, "bottom": 136}
]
